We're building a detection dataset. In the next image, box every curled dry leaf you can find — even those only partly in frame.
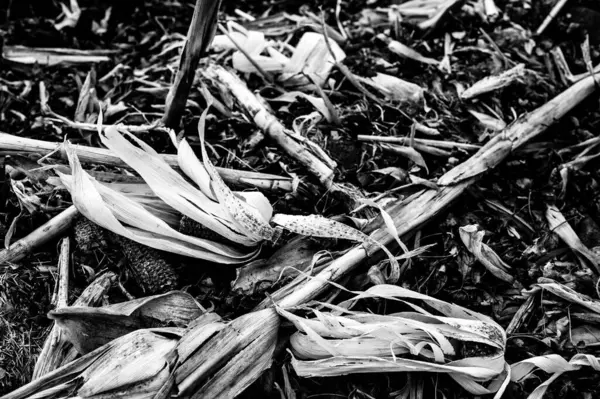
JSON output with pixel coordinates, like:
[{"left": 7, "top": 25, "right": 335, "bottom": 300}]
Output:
[
  {"left": 54, "top": 0, "right": 81, "bottom": 31},
  {"left": 546, "top": 205, "right": 600, "bottom": 275},
  {"left": 276, "top": 284, "right": 509, "bottom": 398},
  {"left": 459, "top": 224, "right": 515, "bottom": 283},
  {"left": 511, "top": 354, "right": 600, "bottom": 399},
  {"left": 523, "top": 281, "right": 600, "bottom": 315},
  {"left": 213, "top": 29, "right": 345, "bottom": 89}
]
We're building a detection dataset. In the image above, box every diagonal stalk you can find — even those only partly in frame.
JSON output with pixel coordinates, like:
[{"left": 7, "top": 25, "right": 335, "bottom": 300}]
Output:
[
  {"left": 162, "top": 0, "right": 221, "bottom": 128},
  {"left": 275, "top": 72, "right": 600, "bottom": 308}
]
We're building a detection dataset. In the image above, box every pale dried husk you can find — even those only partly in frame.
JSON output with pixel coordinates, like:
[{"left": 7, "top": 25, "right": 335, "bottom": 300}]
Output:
[{"left": 277, "top": 284, "right": 509, "bottom": 397}]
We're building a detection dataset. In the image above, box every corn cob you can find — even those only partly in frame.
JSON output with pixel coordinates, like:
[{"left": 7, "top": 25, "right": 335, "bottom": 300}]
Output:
[
  {"left": 73, "top": 216, "right": 108, "bottom": 252},
  {"left": 179, "top": 215, "right": 224, "bottom": 241},
  {"left": 117, "top": 236, "right": 179, "bottom": 295},
  {"left": 179, "top": 215, "right": 238, "bottom": 246},
  {"left": 74, "top": 216, "right": 179, "bottom": 294}
]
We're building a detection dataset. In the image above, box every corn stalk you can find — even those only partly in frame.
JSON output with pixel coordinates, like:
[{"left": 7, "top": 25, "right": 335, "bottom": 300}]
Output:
[
  {"left": 0, "top": 205, "right": 79, "bottom": 264},
  {"left": 202, "top": 64, "right": 337, "bottom": 188},
  {"left": 162, "top": 0, "right": 221, "bottom": 128},
  {"left": 0, "top": 132, "right": 295, "bottom": 193},
  {"left": 271, "top": 71, "right": 600, "bottom": 308}
]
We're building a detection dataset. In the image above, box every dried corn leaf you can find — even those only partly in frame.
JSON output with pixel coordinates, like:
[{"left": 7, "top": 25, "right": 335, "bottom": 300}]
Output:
[
  {"left": 511, "top": 354, "right": 600, "bottom": 399},
  {"left": 2, "top": 328, "right": 180, "bottom": 399},
  {"left": 277, "top": 284, "right": 507, "bottom": 397},
  {"left": 459, "top": 224, "right": 514, "bottom": 283},
  {"left": 99, "top": 127, "right": 256, "bottom": 246},
  {"left": 524, "top": 281, "right": 600, "bottom": 314},
  {"left": 469, "top": 110, "right": 507, "bottom": 131},
  {"left": 279, "top": 32, "right": 345, "bottom": 88},
  {"left": 290, "top": 333, "right": 411, "bottom": 359},
  {"left": 232, "top": 236, "right": 321, "bottom": 295},
  {"left": 383, "top": 36, "right": 440, "bottom": 66},
  {"left": 461, "top": 64, "right": 526, "bottom": 100},
  {"left": 58, "top": 143, "right": 258, "bottom": 263},
  {"left": 54, "top": 0, "right": 81, "bottom": 30},
  {"left": 49, "top": 291, "right": 204, "bottom": 354},
  {"left": 357, "top": 73, "right": 424, "bottom": 104},
  {"left": 546, "top": 205, "right": 600, "bottom": 274},
  {"left": 176, "top": 312, "right": 226, "bottom": 365},
  {"left": 198, "top": 87, "right": 280, "bottom": 243},
  {"left": 270, "top": 214, "right": 400, "bottom": 280},
  {"left": 33, "top": 272, "right": 117, "bottom": 380},
  {"left": 269, "top": 91, "right": 334, "bottom": 122},
  {"left": 396, "top": 0, "right": 460, "bottom": 30},
  {"left": 382, "top": 144, "right": 429, "bottom": 172},
  {"left": 74, "top": 70, "right": 97, "bottom": 123},
  {"left": 77, "top": 330, "right": 178, "bottom": 397}
]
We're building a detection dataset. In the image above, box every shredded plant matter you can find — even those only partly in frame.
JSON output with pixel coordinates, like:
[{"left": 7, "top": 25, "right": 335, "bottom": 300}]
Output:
[{"left": 4, "top": 0, "right": 600, "bottom": 398}]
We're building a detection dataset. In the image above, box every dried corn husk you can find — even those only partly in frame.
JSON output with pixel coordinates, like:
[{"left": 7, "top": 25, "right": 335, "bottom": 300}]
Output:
[
  {"left": 461, "top": 64, "right": 526, "bottom": 100},
  {"left": 396, "top": 0, "right": 460, "bottom": 30},
  {"left": 49, "top": 291, "right": 204, "bottom": 354},
  {"left": 57, "top": 135, "right": 260, "bottom": 263},
  {"left": 58, "top": 87, "right": 399, "bottom": 278},
  {"left": 211, "top": 29, "right": 344, "bottom": 89},
  {"left": 469, "top": 110, "right": 507, "bottom": 131},
  {"left": 356, "top": 73, "right": 424, "bottom": 104},
  {"left": 523, "top": 281, "right": 600, "bottom": 314},
  {"left": 33, "top": 272, "right": 117, "bottom": 379},
  {"left": 511, "top": 354, "right": 600, "bottom": 399},
  {"left": 279, "top": 32, "right": 345, "bottom": 88},
  {"left": 277, "top": 284, "right": 509, "bottom": 398},
  {"left": 2, "top": 328, "right": 181, "bottom": 399},
  {"left": 378, "top": 34, "right": 440, "bottom": 66}
]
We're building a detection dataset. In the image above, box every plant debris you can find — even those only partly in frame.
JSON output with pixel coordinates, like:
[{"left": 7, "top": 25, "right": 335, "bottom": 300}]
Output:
[{"left": 3, "top": 0, "right": 600, "bottom": 398}]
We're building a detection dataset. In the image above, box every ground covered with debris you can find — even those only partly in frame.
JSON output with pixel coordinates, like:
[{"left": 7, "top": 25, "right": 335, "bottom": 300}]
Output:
[{"left": 2, "top": 0, "right": 600, "bottom": 398}]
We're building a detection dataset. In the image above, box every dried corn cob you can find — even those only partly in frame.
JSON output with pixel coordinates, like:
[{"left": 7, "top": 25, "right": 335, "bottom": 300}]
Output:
[
  {"left": 73, "top": 216, "right": 108, "bottom": 252},
  {"left": 179, "top": 215, "right": 226, "bottom": 242},
  {"left": 117, "top": 236, "right": 180, "bottom": 295}
]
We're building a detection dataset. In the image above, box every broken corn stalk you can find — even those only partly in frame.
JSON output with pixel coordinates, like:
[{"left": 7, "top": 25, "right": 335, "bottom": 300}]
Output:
[
  {"left": 175, "top": 308, "right": 279, "bottom": 398},
  {"left": 277, "top": 284, "right": 509, "bottom": 398}
]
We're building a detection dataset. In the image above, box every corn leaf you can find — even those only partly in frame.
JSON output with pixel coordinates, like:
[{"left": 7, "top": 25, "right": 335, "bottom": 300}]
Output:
[{"left": 59, "top": 143, "right": 258, "bottom": 263}]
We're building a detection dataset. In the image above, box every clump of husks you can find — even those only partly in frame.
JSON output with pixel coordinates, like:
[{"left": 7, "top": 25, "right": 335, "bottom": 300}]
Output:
[{"left": 60, "top": 89, "right": 401, "bottom": 296}]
